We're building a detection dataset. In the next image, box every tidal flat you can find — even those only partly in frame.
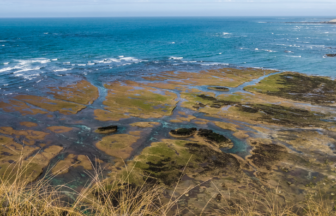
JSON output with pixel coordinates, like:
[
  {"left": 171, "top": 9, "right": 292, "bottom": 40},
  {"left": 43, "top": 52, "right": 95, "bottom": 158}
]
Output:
[{"left": 1, "top": 67, "right": 336, "bottom": 214}]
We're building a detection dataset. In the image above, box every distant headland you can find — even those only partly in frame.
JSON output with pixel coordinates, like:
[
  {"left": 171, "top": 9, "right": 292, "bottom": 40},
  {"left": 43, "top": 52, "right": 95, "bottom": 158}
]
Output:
[{"left": 285, "top": 19, "right": 336, "bottom": 24}]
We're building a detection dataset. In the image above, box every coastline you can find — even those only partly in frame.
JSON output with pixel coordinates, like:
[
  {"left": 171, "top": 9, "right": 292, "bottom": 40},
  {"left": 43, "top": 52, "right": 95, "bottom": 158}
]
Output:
[{"left": 1, "top": 65, "right": 336, "bottom": 214}]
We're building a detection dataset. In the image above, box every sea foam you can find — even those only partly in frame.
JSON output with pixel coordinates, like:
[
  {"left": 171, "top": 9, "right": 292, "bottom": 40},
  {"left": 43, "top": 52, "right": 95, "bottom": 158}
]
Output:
[
  {"left": 54, "top": 68, "right": 72, "bottom": 72},
  {"left": 169, "top": 57, "right": 183, "bottom": 60}
]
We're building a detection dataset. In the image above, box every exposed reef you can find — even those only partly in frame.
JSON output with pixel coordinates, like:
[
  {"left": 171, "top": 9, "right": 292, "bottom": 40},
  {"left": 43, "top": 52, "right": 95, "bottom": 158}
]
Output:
[
  {"left": 47, "top": 126, "right": 73, "bottom": 133},
  {"left": 2, "top": 68, "right": 336, "bottom": 214},
  {"left": 95, "top": 134, "right": 140, "bottom": 159},
  {"left": 142, "top": 67, "right": 275, "bottom": 87},
  {"left": 244, "top": 72, "right": 336, "bottom": 105},
  {"left": 48, "top": 80, "right": 99, "bottom": 105},
  {"left": 52, "top": 154, "right": 93, "bottom": 175},
  {"left": 0, "top": 79, "right": 98, "bottom": 116},
  {"left": 130, "top": 122, "right": 160, "bottom": 128},
  {"left": 0, "top": 135, "right": 63, "bottom": 182},
  {"left": 94, "top": 81, "right": 178, "bottom": 121},
  {"left": 121, "top": 139, "right": 240, "bottom": 186},
  {"left": 19, "top": 122, "right": 38, "bottom": 128},
  {"left": 0, "top": 127, "right": 48, "bottom": 146}
]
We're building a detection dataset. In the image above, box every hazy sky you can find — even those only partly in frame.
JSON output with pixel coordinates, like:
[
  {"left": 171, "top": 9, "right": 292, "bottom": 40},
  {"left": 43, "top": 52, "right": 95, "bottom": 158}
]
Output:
[{"left": 0, "top": 0, "right": 335, "bottom": 17}]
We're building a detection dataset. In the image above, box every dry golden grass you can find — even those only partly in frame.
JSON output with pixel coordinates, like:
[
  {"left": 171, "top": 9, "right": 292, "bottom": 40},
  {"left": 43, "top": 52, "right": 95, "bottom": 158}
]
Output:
[
  {"left": 0, "top": 156, "right": 178, "bottom": 216},
  {"left": 0, "top": 156, "right": 335, "bottom": 216}
]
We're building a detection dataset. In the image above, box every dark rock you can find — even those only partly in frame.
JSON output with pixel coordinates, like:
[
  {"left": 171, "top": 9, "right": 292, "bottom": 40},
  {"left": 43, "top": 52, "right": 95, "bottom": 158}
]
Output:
[
  {"left": 95, "top": 125, "right": 118, "bottom": 134},
  {"left": 248, "top": 143, "right": 287, "bottom": 170},
  {"left": 93, "top": 183, "right": 139, "bottom": 207},
  {"left": 198, "top": 94, "right": 217, "bottom": 101},
  {"left": 235, "top": 104, "right": 259, "bottom": 113},
  {"left": 208, "top": 86, "right": 230, "bottom": 92},
  {"left": 185, "top": 143, "right": 240, "bottom": 171},
  {"left": 198, "top": 129, "right": 231, "bottom": 144},
  {"left": 170, "top": 128, "right": 197, "bottom": 137},
  {"left": 193, "top": 102, "right": 206, "bottom": 109},
  {"left": 326, "top": 54, "right": 336, "bottom": 57},
  {"left": 216, "top": 193, "right": 222, "bottom": 202},
  {"left": 210, "top": 104, "right": 222, "bottom": 108}
]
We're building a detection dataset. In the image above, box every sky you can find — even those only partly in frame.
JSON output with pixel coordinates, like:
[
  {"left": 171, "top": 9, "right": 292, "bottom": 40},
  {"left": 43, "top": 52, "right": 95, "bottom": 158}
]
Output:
[{"left": 0, "top": 0, "right": 335, "bottom": 18}]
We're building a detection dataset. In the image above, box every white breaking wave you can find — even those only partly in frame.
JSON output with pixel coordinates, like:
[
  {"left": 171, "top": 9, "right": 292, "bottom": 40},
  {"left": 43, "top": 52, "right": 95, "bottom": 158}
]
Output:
[
  {"left": 0, "top": 58, "right": 50, "bottom": 80},
  {"left": 95, "top": 58, "right": 120, "bottom": 63},
  {"left": 63, "top": 62, "right": 71, "bottom": 65},
  {"left": 16, "top": 58, "right": 51, "bottom": 64},
  {"left": 87, "top": 63, "right": 95, "bottom": 66},
  {"left": 169, "top": 57, "right": 183, "bottom": 60},
  {"left": 255, "top": 48, "right": 259, "bottom": 50},
  {"left": 182, "top": 61, "right": 197, "bottom": 63},
  {"left": 13, "top": 67, "right": 41, "bottom": 74},
  {"left": 286, "top": 55, "right": 301, "bottom": 58},
  {"left": 3, "top": 62, "right": 9, "bottom": 65},
  {"left": 0, "top": 66, "right": 19, "bottom": 73},
  {"left": 201, "top": 62, "right": 229, "bottom": 66},
  {"left": 52, "top": 59, "right": 58, "bottom": 61},
  {"left": 54, "top": 68, "right": 72, "bottom": 72},
  {"left": 120, "top": 57, "right": 140, "bottom": 61},
  {"left": 223, "top": 32, "right": 231, "bottom": 35},
  {"left": 94, "top": 56, "right": 142, "bottom": 64},
  {"left": 78, "top": 64, "right": 86, "bottom": 66}
]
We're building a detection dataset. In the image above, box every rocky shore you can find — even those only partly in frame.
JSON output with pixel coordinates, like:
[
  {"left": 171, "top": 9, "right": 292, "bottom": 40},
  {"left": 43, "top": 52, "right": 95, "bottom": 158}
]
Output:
[{"left": 1, "top": 67, "right": 336, "bottom": 214}]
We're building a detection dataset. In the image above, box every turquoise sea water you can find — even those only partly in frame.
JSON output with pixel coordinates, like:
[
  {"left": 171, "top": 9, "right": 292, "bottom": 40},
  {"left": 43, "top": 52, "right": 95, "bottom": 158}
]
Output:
[{"left": 0, "top": 17, "right": 336, "bottom": 95}]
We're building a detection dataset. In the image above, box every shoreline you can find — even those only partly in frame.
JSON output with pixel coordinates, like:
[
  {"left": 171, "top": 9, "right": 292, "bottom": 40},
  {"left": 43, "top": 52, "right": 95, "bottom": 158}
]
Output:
[{"left": 1, "top": 66, "right": 336, "bottom": 214}]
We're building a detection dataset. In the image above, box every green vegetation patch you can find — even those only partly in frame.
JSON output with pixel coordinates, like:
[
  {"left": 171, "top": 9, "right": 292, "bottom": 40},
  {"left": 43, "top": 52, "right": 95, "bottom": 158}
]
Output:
[
  {"left": 181, "top": 88, "right": 330, "bottom": 128},
  {"left": 244, "top": 72, "right": 336, "bottom": 105},
  {"left": 181, "top": 91, "right": 247, "bottom": 110},
  {"left": 234, "top": 103, "right": 327, "bottom": 127},
  {"left": 95, "top": 81, "right": 178, "bottom": 121},
  {"left": 129, "top": 139, "right": 240, "bottom": 186}
]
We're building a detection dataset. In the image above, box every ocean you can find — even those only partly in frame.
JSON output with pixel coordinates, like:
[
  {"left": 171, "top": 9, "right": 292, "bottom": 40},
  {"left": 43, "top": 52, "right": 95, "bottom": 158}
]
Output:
[{"left": 0, "top": 17, "right": 336, "bottom": 95}]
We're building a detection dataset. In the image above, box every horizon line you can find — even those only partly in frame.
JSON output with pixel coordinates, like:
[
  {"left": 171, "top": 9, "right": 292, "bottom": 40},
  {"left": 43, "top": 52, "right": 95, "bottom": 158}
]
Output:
[{"left": 0, "top": 15, "right": 335, "bottom": 19}]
